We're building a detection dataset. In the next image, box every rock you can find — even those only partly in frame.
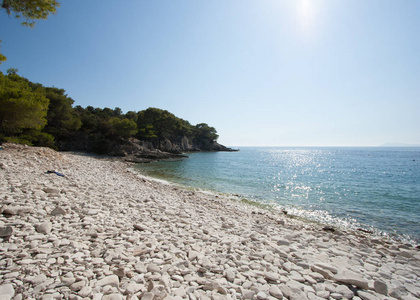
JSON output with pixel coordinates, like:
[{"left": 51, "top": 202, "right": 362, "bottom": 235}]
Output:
[
  {"left": 36, "top": 222, "right": 52, "bottom": 234},
  {"left": 269, "top": 285, "right": 283, "bottom": 299},
  {"left": 0, "top": 284, "right": 15, "bottom": 300},
  {"left": 78, "top": 286, "right": 92, "bottom": 297},
  {"left": 256, "top": 291, "right": 268, "bottom": 299},
  {"left": 61, "top": 276, "right": 76, "bottom": 286},
  {"left": 51, "top": 206, "right": 66, "bottom": 216},
  {"left": 333, "top": 271, "right": 369, "bottom": 290},
  {"left": 126, "top": 283, "right": 143, "bottom": 294},
  {"left": 96, "top": 275, "right": 120, "bottom": 288},
  {"left": 70, "top": 280, "right": 86, "bottom": 292},
  {"left": 277, "top": 239, "right": 290, "bottom": 246},
  {"left": 389, "top": 286, "right": 408, "bottom": 299},
  {"left": 43, "top": 187, "right": 60, "bottom": 194},
  {"left": 357, "top": 291, "right": 380, "bottom": 300},
  {"left": 147, "top": 264, "right": 160, "bottom": 273},
  {"left": 279, "top": 284, "right": 292, "bottom": 299},
  {"left": 265, "top": 272, "right": 279, "bottom": 282},
  {"left": 102, "top": 294, "right": 124, "bottom": 300},
  {"left": 373, "top": 280, "right": 388, "bottom": 295},
  {"left": 311, "top": 265, "right": 333, "bottom": 280},
  {"left": 30, "top": 274, "right": 48, "bottom": 286},
  {"left": 242, "top": 289, "right": 255, "bottom": 299},
  {"left": 322, "top": 226, "right": 336, "bottom": 233},
  {"left": 225, "top": 269, "right": 235, "bottom": 282},
  {"left": 314, "top": 263, "right": 338, "bottom": 274},
  {"left": 0, "top": 226, "right": 13, "bottom": 237},
  {"left": 141, "top": 292, "right": 155, "bottom": 300},
  {"left": 2, "top": 206, "right": 32, "bottom": 215},
  {"left": 335, "top": 284, "right": 355, "bottom": 299},
  {"left": 133, "top": 224, "right": 149, "bottom": 231}
]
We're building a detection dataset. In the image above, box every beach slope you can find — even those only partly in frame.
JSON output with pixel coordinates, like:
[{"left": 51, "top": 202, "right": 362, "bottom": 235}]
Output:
[{"left": 0, "top": 144, "right": 419, "bottom": 299}]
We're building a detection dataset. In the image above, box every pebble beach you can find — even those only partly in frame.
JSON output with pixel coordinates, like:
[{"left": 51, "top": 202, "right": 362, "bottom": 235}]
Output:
[{"left": 0, "top": 143, "right": 419, "bottom": 300}]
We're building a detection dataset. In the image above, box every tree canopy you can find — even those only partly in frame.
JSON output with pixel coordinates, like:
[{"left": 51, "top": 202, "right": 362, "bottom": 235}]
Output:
[
  {"left": 0, "top": 71, "right": 221, "bottom": 154},
  {"left": 1, "top": 0, "right": 60, "bottom": 63},
  {"left": 0, "top": 71, "right": 49, "bottom": 136},
  {"left": 1, "top": 0, "right": 60, "bottom": 27}
]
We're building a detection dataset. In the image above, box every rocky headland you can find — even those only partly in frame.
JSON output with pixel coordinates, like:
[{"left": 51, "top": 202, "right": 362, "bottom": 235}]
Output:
[
  {"left": 59, "top": 137, "right": 238, "bottom": 163},
  {"left": 0, "top": 143, "right": 419, "bottom": 300}
]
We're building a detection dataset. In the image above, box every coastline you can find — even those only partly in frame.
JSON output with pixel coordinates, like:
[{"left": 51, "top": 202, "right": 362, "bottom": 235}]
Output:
[{"left": 0, "top": 144, "right": 419, "bottom": 299}]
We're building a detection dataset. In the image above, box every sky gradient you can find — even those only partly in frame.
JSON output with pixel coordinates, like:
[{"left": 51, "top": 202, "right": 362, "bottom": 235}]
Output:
[{"left": 1, "top": 0, "right": 419, "bottom": 147}]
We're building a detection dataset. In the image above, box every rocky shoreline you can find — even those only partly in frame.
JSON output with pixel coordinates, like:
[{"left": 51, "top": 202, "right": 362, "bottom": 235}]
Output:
[{"left": 0, "top": 143, "right": 419, "bottom": 300}]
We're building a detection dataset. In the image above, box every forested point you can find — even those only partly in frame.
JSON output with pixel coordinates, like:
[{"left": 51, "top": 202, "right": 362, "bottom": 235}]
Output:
[{"left": 0, "top": 70, "right": 234, "bottom": 158}]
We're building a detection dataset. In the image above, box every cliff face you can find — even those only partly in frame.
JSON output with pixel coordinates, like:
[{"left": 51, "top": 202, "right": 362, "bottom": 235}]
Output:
[{"left": 58, "top": 134, "right": 237, "bottom": 162}]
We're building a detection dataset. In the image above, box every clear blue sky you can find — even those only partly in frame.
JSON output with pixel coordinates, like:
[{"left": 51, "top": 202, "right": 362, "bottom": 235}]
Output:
[{"left": 1, "top": 0, "right": 419, "bottom": 147}]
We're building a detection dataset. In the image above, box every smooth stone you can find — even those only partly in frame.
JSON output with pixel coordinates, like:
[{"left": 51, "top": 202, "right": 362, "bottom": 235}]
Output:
[
  {"left": 96, "top": 275, "right": 120, "bottom": 288},
  {"left": 314, "top": 263, "right": 338, "bottom": 274},
  {"left": 78, "top": 286, "right": 92, "bottom": 297},
  {"left": 43, "top": 188, "right": 60, "bottom": 194},
  {"left": 311, "top": 265, "right": 333, "bottom": 280},
  {"left": 133, "top": 224, "right": 149, "bottom": 231},
  {"left": 141, "top": 292, "right": 155, "bottom": 300},
  {"left": 51, "top": 206, "right": 66, "bottom": 216},
  {"left": 336, "top": 284, "right": 355, "bottom": 299},
  {"left": 102, "top": 294, "right": 124, "bottom": 300},
  {"left": 2, "top": 206, "right": 32, "bottom": 215},
  {"left": 147, "top": 264, "right": 160, "bottom": 273},
  {"left": 265, "top": 272, "right": 279, "bottom": 282},
  {"left": 334, "top": 271, "right": 369, "bottom": 290},
  {"left": 70, "top": 280, "right": 86, "bottom": 292},
  {"left": 0, "top": 226, "right": 13, "bottom": 237},
  {"left": 225, "top": 269, "right": 235, "bottom": 282},
  {"left": 256, "top": 291, "right": 268, "bottom": 300},
  {"left": 269, "top": 285, "right": 283, "bottom": 299},
  {"left": 0, "top": 284, "right": 15, "bottom": 299},
  {"left": 36, "top": 222, "right": 52, "bottom": 234},
  {"left": 61, "top": 277, "right": 76, "bottom": 286},
  {"left": 126, "top": 283, "right": 143, "bottom": 294},
  {"left": 357, "top": 291, "right": 380, "bottom": 300},
  {"left": 373, "top": 280, "right": 388, "bottom": 295},
  {"left": 30, "top": 274, "right": 48, "bottom": 286}
]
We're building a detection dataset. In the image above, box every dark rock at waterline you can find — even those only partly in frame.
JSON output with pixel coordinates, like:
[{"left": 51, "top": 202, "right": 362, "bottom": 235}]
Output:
[
  {"left": 124, "top": 150, "right": 188, "bottom": 163},
  {"left": 58, "top": 136, "right": 238, "bottom": 158},
  {"left": 357, "top": 228, "right": 374, "bottom": 234},
  {"left": 322, "top": 226, "right": 336, "bottom": 233}
]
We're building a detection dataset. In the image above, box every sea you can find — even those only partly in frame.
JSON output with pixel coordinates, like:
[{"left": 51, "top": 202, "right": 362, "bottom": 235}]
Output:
[{"left": 135, "top": 147, "right": 420, "bottom": 244}]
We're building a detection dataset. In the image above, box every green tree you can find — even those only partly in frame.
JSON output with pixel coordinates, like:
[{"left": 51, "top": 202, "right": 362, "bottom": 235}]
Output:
[
  {"left": 194, "top": 123, "right": 219, "bottom": 144},
  {"left": 1, "top": 0, "right": 60, "bottom": 63},
  {"left": 109, "top": 117, "right": 137, "bottom": 138},
  {"left": 1, "top": 0, "right": 60, "bottom": 27},
  {"left": 43, "top": 87, "right": 81, "bottom": 139},
  {"left": 0, "top": 71, "right": 49, "bottom": 136},
  {"left": 137, "top": 107, "right": 193, "bottom": 141}
]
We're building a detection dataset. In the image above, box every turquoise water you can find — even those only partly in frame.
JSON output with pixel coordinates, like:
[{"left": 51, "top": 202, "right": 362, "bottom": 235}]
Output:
[{"left": 135, "top": 147, "right": 420, "bottom": 243}]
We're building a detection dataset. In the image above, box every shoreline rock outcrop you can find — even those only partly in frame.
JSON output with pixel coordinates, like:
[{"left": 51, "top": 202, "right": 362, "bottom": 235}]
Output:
[
  {"left": 59, "top": 136, "right": 238, "bottom": 163},
  {"left": 0, "top": 143, "right": 419, "bottom": 299}
]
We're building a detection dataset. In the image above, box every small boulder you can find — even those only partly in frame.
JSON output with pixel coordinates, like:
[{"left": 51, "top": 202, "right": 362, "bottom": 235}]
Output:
[
  {"left": 374, "top": 280, "right": 388, "bottom": 295},
  {"left": 0, "top": 284, "right": 14, "bottom": 300},
  {"left": 269, "top": 285, "right": 283, "bottom": 299},
  {"left": 51, "top": 206, "right": 66, "bottom": 216},
  {"left": 36, "top": 222, "right": 52, "bottom": 234},
  {"left": 0, "top": 226, "right": 13, "bottom": 238},
  {"left": 96, "top": 275, "right": 119, "bottom": 288}
]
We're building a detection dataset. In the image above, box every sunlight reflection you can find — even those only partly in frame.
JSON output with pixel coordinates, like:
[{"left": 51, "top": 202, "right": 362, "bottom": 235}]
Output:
[{"left": 296, "top": 0, "right": 318, "bottom": 39}]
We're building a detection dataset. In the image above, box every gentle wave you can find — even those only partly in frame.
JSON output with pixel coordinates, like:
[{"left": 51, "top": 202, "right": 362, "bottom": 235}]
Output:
[{"left": 135, "top": 147, "right": 420, "bottom": 244}]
